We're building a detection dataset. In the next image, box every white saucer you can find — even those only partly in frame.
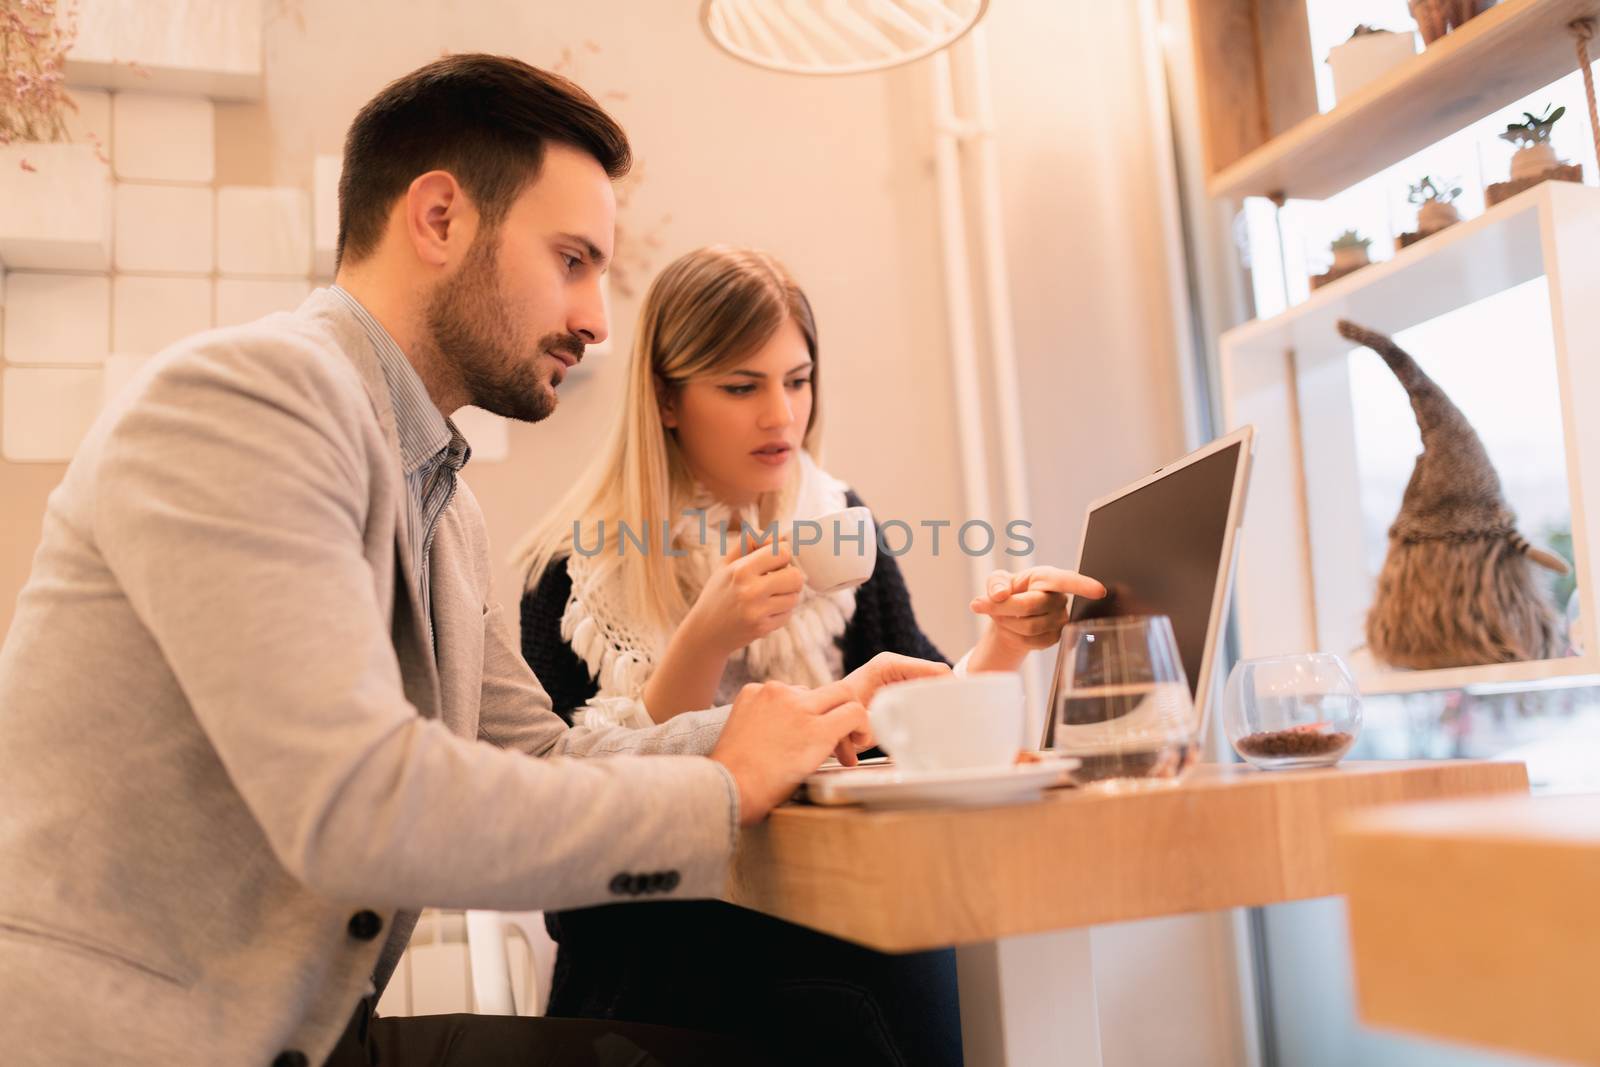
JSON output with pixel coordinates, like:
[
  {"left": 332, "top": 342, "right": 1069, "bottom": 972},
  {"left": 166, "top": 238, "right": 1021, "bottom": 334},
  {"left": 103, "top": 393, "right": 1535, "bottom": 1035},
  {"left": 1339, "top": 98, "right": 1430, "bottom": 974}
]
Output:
[{"left": 803, "top": 759, "right": 1080, "bottom": 809}]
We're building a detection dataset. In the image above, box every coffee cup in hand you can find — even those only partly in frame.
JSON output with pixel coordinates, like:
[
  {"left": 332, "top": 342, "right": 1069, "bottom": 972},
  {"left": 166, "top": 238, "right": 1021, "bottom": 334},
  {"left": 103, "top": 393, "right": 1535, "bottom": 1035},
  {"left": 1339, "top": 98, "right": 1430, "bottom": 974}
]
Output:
[
  {"left": 867, "top": 672, "right": 1025, "bottom": 773},
  {"left": 792, "top": 505, "right": 876, "bottom": 593}
]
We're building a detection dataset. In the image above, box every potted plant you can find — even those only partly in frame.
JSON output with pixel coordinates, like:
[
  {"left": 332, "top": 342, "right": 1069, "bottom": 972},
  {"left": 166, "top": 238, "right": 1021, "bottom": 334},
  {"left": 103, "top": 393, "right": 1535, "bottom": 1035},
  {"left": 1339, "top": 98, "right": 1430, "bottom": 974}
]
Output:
[
  {"left": 1501, "top": 104, "right": 1565, "bottom": 180},
  {"left": 1327, "top": 25, "right": 1417, "bottom": 103},
  {"left": 1330, "top": 230, "right": 1373, "bottom": 272},
  {"left": 1408, "top": 176, "right": 1463, "bottom": 235},
  {"left": 1312, "top": 229, "right": 1374, "bottom": 289}
]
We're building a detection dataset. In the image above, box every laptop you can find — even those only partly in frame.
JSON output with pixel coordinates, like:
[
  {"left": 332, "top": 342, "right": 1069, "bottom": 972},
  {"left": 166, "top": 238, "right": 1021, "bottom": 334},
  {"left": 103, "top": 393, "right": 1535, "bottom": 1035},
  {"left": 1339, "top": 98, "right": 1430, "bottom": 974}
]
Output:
[
  {"left": 1040, "top": 425, "right": 1255, "bottom": 749},
  {"left": 804, "top": 426, "right": 1254, "bottom": 802}
]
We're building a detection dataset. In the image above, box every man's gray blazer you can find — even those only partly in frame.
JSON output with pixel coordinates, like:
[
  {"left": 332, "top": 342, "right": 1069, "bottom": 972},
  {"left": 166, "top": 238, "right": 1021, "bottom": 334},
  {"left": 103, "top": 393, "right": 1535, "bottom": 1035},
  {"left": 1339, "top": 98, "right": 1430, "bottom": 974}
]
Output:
[{"left": 0, "top": 289, "right": 738, "bottom": 1066}]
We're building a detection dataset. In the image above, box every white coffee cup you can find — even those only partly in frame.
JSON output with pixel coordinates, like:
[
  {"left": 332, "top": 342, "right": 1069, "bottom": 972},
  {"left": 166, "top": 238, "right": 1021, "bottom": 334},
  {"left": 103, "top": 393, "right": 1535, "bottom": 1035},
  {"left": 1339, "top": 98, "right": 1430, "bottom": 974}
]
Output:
[
  {"left": 792, "top": 505, "right": 876, "bottom": 593},
  {"left": 868, "top": 672, "right": 1026, "bottom": 773}
]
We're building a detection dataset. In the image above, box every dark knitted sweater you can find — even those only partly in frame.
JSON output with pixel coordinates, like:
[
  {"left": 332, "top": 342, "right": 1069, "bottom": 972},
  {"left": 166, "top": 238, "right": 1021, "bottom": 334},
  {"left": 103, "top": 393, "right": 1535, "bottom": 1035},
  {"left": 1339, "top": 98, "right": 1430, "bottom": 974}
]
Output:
[
  {"left": 515, "top": 491, "right": 960, "bottom": 1060},
  {"left": 519, "top": 490, "right": 949, "bottom": 723}
]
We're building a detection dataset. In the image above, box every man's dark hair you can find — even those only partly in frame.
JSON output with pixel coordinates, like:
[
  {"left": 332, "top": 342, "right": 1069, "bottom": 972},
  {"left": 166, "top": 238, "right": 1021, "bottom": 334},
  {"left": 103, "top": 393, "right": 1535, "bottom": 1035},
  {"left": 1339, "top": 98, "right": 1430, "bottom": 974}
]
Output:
[{"left": 336, "top": 53, "right": 630, "bottom": 267}]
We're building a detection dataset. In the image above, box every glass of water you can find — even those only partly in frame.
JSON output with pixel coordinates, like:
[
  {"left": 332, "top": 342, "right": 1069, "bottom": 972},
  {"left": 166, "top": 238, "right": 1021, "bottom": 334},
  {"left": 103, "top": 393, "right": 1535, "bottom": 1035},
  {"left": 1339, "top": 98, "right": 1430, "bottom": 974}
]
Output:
[{"left": 1045, "top": 615, "right": 1201, "bottom": 791}]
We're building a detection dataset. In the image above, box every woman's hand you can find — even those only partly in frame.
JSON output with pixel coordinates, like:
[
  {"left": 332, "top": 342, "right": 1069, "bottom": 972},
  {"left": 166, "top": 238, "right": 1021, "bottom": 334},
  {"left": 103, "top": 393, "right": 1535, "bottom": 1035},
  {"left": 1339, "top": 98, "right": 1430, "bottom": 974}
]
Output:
[
  {"left": 968, "top": 567, "right": 1106, "bottom": 670},
  {"left": 683, "top": 531, "right": 806, "bottom": 657},
  {"left": 644, "top": 533, "right": 805, "bottom": 724}
]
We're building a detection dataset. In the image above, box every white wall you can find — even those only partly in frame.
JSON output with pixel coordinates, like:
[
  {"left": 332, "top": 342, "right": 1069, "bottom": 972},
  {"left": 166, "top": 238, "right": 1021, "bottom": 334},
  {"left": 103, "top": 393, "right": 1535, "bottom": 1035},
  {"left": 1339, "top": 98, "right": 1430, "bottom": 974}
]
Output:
[
  {"left": 210, "top": 0, "right": 974, "bottom": 648},
  {"left": 982, "top": 2, "right": 1248, "bottom": 1064},
  {"left": 1, "top": 0, "right": 975, "bottom": 653}
]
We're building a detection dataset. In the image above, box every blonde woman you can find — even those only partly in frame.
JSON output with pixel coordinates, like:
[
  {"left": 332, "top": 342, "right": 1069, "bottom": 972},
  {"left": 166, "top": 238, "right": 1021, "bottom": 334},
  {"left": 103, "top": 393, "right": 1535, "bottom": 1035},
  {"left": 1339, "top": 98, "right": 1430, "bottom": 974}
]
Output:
[{"left": 514, "top": 247, "right": 1102, "bottom": 1064}]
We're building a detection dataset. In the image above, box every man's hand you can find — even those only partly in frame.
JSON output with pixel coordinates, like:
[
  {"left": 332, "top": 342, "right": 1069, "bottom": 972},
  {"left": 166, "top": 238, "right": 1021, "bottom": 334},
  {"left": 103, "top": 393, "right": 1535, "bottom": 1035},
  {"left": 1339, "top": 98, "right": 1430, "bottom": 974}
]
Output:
[
  {"left": 970, "top": 567, "right": 1106, "bottom": 660},
  {"left": 710, "top": 680, "right": 867, "bottom": 826}
]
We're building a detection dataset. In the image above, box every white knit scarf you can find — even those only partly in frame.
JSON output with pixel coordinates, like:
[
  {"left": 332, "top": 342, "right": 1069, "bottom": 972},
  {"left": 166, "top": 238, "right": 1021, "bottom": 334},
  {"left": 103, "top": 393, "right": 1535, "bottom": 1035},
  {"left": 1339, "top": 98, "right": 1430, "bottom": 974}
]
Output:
[{"left": 560, "top": 452, "right": 858, "bottom": 728}]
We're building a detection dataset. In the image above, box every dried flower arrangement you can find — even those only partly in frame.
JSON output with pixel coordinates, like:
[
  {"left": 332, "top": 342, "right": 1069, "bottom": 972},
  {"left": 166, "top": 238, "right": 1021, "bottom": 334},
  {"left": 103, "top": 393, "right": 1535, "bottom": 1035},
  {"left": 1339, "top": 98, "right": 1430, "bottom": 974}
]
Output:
[{"left": 1, "top": 0, "right": 81, "bottom": 169}]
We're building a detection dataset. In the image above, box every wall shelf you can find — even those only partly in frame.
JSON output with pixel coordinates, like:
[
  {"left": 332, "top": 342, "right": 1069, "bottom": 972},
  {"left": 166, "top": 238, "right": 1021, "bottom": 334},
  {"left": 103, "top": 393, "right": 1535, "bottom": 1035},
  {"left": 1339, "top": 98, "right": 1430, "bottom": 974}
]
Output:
[
  {"left": 1220, "top": 180, "right": 1600, "bottom": 695},
  {"left": 1199, "top": 0, "right": 1600, "bottom": 202}
]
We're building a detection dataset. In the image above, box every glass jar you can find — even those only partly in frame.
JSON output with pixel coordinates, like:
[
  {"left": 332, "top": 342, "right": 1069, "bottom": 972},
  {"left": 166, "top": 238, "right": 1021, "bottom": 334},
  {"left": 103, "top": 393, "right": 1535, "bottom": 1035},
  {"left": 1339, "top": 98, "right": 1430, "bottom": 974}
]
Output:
[{"left": 1222, "top": 652, "right": 1363, "bottom": 770}]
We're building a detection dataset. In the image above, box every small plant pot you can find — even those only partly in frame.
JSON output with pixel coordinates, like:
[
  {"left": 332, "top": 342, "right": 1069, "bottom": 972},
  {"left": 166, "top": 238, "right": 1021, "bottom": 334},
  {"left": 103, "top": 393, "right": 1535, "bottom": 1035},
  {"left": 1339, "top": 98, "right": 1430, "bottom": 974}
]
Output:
[
  {"left": 1328, "top": 31, "right": 1417, "bottom": 102},
  {"left": 1511, "top": 143, "right": 1558, "bottom": 181},
  {"left": 1312, "top": 248, "right": 1372, "bottom": 290},
  {"left": 1417, "top": 199, "right": 1460, "bottom": 234},
  {"left": 1409, "top": 0, "right": 1449, "bottom": 43},
  {"left": 1486, "top": 161, "right": 1583, "bottom": 207},
  {"left": 1448, "top": 0, "right": 1498, "bottom": 31},
  {"left": 1332, "top": 246, "right": 1371, "bottom": 272},
  {"left": 1412, "top": 0, "right": 1497, "bottom": 43}
]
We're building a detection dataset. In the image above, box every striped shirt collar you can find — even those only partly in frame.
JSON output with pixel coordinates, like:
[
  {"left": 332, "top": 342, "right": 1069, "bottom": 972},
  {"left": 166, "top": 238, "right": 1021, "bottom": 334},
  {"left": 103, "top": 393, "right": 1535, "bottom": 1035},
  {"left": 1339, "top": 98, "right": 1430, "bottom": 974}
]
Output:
[{"left": 329, "top": 284, "right": 461, "bottom": 476}]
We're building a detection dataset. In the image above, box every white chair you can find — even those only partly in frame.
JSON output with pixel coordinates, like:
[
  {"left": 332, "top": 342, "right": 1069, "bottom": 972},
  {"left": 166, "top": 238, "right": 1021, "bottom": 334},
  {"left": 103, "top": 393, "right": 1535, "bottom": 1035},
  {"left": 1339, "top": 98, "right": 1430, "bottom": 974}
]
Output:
[
  {"left": 464, "top": 910, "right": 558, "bottom": 1016},
  {"left": 377, "top": 909, "right": 558, "bottom": 1018}
]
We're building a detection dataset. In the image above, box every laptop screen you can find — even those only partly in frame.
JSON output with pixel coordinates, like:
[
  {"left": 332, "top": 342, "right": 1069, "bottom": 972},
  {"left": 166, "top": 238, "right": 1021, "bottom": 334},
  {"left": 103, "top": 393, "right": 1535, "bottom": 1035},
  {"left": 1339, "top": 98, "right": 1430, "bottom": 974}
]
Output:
[{"left": 1061, "top": 440, "right": 1245, "bottom": 705}]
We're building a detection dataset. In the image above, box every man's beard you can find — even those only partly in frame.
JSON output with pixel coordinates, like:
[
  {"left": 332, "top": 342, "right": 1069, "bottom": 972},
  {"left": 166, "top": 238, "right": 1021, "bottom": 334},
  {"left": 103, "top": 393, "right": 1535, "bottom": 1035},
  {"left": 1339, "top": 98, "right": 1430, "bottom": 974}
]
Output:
[{"left": 424, "top": 233, "right": 584, "bottom": 424}]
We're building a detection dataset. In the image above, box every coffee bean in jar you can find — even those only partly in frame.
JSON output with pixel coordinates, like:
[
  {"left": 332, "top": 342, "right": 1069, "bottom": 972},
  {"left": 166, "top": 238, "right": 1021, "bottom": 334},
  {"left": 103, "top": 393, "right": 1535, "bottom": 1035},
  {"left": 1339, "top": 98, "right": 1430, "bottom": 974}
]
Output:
[{"left": 1234, "top": 726, "right": 1352, "bottom": 760}]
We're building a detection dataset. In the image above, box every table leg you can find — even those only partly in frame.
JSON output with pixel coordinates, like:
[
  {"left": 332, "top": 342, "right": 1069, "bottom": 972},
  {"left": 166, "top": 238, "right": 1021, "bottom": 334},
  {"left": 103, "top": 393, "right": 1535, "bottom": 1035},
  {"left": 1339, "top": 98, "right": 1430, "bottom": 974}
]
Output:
[{"left": 957, "top": 928, "right": 1102, "bottom": 1066}]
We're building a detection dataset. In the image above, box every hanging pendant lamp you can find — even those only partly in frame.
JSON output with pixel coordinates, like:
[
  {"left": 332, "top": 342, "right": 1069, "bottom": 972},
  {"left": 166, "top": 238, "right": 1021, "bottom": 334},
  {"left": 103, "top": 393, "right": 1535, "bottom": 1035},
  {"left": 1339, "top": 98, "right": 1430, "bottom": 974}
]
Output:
[{"left": 700, "top": 0, "right": 990, "bottom": 75}]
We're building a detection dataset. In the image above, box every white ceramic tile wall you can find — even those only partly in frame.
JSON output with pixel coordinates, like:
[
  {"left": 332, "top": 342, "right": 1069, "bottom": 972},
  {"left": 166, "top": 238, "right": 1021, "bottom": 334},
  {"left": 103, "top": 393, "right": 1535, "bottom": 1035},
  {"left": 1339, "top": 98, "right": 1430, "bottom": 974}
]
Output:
[
  {"left": 61, "top": 0, "right": 265, "bottom": 100},
  {"left": 113, "top": 93, "right": 215, "bottom": 183},
  {"left": 113, "top": 276, "right": 213, "bottom": 355},
  {"left": 0, "top": 144, "right": 113, "bottom": 270},
  {"left": 125, "top": 0, "right": 259, "bottom": 72},
  {"left": 313, "top": 154, "right": 340, "bottom": 276},
  {"left": 215, "top": 278, "right": 312, "bottom": 328},
  {"left": 114, "top": 184, "right": 215, "bottom": 274},
  {"left": 3, "top": 367, "right": 103, "bottom": 462},
  {"left": 217, "top": 187, "right": 312, "bottom": 277},
  {"left": 3, "top": 273, "right": 111, "bottom": 366},
  {"left": 452, "top": 406, "right": 509, "bottom": 463},
  {"left": 62, "top": 0, "right": 115, "bottom": 67},
  {"left": 103, "top": 353, "right": 152, "bottom": 408},
  {"left": 63, "top": 89, "right": 112, "bottom": 153}
]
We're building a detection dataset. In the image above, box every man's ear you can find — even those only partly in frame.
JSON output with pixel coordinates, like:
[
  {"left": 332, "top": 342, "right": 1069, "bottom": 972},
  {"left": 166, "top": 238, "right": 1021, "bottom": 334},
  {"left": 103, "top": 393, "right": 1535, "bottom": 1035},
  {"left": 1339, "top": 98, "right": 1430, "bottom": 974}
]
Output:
[
  {"left": 655, "top": 375, "right": 678, "bottom": 429},
  {"left": 402, "top": 170, "right": 474, "bottom": 268}
]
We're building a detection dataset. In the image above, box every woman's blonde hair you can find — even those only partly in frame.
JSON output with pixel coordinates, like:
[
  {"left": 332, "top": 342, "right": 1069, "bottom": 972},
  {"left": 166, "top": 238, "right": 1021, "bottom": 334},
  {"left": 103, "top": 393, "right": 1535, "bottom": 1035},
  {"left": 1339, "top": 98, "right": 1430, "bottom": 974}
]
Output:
[{"left": 512, "top": 245, "right": 823, "bottom": 634}]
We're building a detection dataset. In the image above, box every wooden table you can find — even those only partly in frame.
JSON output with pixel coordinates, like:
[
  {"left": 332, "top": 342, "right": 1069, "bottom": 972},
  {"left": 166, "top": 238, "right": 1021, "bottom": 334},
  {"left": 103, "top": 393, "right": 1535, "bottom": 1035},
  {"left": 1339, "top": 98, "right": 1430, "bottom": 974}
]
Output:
[
  {"left": 729, "top": 760, "right": 1528, "bottom": 1066},
  {"left": 1341, "top": 792, "right": 1600, "bottom": 1066}
]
